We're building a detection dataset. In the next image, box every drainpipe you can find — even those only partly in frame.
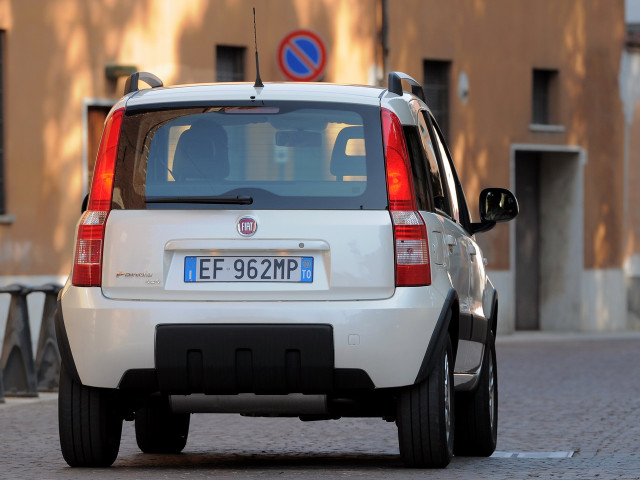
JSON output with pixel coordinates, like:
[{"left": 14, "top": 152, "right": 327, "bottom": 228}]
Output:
[
  {"left": 381, "top": 0, "right": 389, "bottom": 83},
  {"left": 619, "top": 46, "right": 640, "bottom": 328},
  {"left": 375, "top": 0, "right": 389, "bottom": 86},
  {"left": 619, "top": 49, "right": 637, "bottom": 270}
]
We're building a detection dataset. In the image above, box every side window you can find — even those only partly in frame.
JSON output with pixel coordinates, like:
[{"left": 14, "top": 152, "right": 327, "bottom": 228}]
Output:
[
  {"left": 402, "top": 126, "right": 429, "bottom": 210},
  {"left": 433, "top": 127, "right": 460, "bottom": 222},
  {"left": 429, "top": 115, "right": 473, "bottom": 228},
  {"left": 418, "top": 112, "right": 450, "bottom": 216}
]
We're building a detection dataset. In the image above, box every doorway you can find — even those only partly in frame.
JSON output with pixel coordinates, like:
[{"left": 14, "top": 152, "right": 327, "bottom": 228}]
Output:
[
  {"left": 515, "top": 152, "right": 540, "bottom": 329},
  {"left": 513, "top": 147, "right": 584, "bottom": 331}
]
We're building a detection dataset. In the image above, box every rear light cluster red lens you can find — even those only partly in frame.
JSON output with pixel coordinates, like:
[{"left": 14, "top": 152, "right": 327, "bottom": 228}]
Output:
[
  {"left": 72, "top": 108, "right": 124, "bottom": 287},
  {"left": 382, "top": 108, "right": 431, "bottom": 287}
]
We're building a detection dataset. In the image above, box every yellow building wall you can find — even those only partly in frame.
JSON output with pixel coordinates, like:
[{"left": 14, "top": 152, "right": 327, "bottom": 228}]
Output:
[
  {"left": 0, "top": 0, "right": 627, "bottom": 278},
  {"left": 0, "top": 0, "right": 382, "bottom": 277},
  {"left": 387, "top": 0, "right": 625, "bottom": 269}
]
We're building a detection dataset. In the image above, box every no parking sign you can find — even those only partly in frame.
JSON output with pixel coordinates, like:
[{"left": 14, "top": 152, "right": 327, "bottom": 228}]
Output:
[{"left": 277, "top": 29, "right": 327, "bottom": 82}]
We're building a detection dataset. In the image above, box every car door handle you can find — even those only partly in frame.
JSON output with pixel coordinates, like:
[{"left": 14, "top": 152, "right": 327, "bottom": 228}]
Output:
[{"left": 445, "top": 234, "right": 457, "bottom": 247}]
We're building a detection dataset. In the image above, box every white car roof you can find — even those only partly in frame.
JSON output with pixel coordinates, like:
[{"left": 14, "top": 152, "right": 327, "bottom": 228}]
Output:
[{"left": 125, "top": 82, "right": 387, "bottom": 108}]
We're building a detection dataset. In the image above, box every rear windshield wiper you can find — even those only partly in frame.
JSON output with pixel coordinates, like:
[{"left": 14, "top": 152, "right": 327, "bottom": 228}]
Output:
[{"left": 145, "top": 195, "right": 253, "bottom": 205}]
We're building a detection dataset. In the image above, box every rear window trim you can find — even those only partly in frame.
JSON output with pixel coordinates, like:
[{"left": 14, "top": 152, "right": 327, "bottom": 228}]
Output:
[{"left": 113, "top": 100, "right": 389, "bottom": 211}]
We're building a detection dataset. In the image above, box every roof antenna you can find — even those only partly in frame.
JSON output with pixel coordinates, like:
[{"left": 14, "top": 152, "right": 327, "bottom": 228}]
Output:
[{"left": 253, "top": 8, "right": 264, "bottom": 88}]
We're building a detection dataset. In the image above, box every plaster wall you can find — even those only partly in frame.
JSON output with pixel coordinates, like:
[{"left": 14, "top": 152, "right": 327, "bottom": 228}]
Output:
[
  {"left": 0, "top": 0, "right": 630, "bottom": 333},
  {"left": 388, "top": 0, "right": 625, "bottom": 273}
]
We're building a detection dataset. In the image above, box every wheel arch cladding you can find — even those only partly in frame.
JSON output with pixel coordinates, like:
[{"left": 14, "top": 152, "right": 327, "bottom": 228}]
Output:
[
  {"left": 489, "top": 289, "right": 498, "bottom": 338},
  {"left": 414, "top": 289, "right": 459, "bottom": 385},
  {"left": 54, "top": 297, "right": 82, "bottom": 385}
]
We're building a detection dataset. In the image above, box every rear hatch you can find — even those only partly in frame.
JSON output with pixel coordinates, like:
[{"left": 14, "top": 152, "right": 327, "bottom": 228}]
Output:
[{"left": 102, "top": 98, "right": 394, "bottom": 301}]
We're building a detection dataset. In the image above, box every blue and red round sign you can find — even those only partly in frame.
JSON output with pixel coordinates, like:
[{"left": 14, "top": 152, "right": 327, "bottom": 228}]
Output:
[{"left": 277, "top": 29, "right": 327, "bottom": 82}]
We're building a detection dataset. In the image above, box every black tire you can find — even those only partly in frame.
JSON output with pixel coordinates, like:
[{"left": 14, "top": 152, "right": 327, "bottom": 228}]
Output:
[
  {"left": 454, "top": 332, "right": 498, "bottom": 456},
  {"left": 135, "top": 396, "right": 190, "bottom": 454},
  {"left": 58, "top": 364, "right": 123, "bottom": 467},
  {"left": 397, "top": 335, "right": 454, "bottom": 468}
]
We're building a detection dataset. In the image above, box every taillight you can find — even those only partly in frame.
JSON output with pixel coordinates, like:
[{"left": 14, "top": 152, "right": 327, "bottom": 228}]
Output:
[
  {"left": 72, "top": 108, "right": 124, "bottom": 287},
  {"left": 382, "top": 108, "right": 431, "bottom": 287}
]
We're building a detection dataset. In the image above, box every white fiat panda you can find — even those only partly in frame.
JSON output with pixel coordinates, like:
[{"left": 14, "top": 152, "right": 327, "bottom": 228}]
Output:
[{"left": 56, "top": 71, "right": 518, "bottom": 468}]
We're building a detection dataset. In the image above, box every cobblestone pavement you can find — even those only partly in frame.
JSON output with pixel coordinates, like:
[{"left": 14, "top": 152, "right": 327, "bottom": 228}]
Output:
[{"left": 1, "top": 332, "right": 639, "bottom": 479}]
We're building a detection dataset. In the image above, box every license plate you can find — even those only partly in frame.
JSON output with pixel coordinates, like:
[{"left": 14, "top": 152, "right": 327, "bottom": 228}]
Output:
[{"left": 184, "top": 256, "right": 314, "bottom": 283}]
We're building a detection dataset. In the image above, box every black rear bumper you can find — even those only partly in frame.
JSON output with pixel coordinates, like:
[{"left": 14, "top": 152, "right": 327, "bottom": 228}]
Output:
[{"left": 119, "top": 324, "right": 374, "bottom": 395}]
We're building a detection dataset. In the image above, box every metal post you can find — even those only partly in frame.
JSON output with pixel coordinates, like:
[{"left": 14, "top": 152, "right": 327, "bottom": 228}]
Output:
[
  {"left": 33, "top": 283, "right": 63, "bottom": 391},
  {"left": 0, "top": 284, "right": 38, "bottom": 397}
]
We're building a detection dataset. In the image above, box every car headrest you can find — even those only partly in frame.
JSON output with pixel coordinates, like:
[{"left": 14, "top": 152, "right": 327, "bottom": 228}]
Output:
[
  {"left": 172, "top": 121, "right": 230, "bottom": 181},
  {"left": 330, "top": 126, "right": 367, "bottom": 180}
]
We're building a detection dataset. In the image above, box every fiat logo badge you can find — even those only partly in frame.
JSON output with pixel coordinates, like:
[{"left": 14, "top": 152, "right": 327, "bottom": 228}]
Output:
[{"left": 237, "top": 216, "right": 257, "bottom": 237}]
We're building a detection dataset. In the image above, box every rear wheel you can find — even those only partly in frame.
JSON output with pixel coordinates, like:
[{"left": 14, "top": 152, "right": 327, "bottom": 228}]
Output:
[
  {"left": 397, "top": 335, "right": 454, "bottom": 468},
  {"left": 135, "top": 396, "right": 190, "bottom": 453},
  {"left": 58, "top": 364, "right": 123, "bottom": 467},
  {"left": 454, "top": 332, "right": 498, "bottom": 456}
]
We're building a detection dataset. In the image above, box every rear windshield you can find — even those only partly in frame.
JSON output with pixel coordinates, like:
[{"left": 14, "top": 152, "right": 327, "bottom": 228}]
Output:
[{"left": 112, "top": 102, "right": 387, "bottom": 210}]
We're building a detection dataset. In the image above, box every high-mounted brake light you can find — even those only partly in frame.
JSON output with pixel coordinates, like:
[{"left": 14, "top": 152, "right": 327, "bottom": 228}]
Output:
[
  {"left": 72, "top": 108, "right": 124, "bottom": 287},
  {"left": 382, "top": 108, "right": 431, "bottom": 287}
]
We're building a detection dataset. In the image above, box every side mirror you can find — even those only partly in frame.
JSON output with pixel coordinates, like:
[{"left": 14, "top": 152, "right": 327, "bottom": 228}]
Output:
[
  {"left": 480, "top": 188, "right": 519, "bottom": 223},
  {"left": 470, "top": 187, "right": 519, "bottom": 234}
]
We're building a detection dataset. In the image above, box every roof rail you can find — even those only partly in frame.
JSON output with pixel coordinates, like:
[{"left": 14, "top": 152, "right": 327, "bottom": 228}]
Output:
[
  {"left": 388, "top": 71, "right": 425, "bottom": 103},
  {"left": 123, "top": 71, "right": 163, "bottom": 95}
]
